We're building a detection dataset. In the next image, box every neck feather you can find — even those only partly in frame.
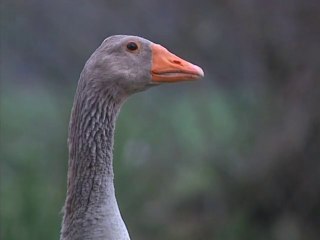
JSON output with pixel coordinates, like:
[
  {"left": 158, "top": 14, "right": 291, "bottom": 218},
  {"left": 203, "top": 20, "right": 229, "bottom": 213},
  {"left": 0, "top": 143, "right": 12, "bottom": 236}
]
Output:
[{"left": 60, "top": 85, "right": 130, "bottom": 240}]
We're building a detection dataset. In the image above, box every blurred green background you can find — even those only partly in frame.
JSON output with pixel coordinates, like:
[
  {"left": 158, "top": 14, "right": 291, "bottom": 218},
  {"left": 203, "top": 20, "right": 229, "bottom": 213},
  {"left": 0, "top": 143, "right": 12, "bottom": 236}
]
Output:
[{"left": 1, "top": 1, "right": 320, "bottom": 239}]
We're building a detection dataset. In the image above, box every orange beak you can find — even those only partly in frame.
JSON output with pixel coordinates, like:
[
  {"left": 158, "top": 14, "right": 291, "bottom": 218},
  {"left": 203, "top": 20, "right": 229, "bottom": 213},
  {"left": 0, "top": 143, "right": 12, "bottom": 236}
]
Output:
[{"left": 151, "top": 43, "right": 204, "bottom": 83}]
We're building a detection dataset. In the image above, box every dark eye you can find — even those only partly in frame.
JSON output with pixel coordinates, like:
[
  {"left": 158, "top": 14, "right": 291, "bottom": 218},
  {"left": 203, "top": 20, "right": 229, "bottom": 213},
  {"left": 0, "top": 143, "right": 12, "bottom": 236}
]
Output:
[{"left": 126, "top": 42, "right": 138, "bottom": 51}]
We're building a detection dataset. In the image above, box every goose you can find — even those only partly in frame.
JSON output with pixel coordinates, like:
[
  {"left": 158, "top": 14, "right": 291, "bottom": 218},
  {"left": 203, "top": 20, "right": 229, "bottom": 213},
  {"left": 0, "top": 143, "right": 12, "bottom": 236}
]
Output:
[{"left": 60, "top": 35, "right": 204, "bottom": 240}]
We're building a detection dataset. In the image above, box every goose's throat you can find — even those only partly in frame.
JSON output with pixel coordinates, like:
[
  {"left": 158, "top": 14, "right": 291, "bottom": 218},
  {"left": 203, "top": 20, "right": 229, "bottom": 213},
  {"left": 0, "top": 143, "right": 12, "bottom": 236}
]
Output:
[{"left": 61, "top": 90, "right": 130, "bottom": 240}]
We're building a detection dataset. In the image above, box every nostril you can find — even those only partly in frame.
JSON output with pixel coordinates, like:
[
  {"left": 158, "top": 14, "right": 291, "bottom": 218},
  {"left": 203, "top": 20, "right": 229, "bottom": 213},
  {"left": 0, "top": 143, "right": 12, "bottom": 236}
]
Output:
[{"left": 173, "top": 60, "right": 181, "bottom": 65}]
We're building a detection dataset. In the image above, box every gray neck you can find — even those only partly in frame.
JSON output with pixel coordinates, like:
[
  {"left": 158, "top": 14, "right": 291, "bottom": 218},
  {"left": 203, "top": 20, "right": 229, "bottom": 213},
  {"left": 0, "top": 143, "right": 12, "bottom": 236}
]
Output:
[{"left": 60, "top": 84, "right": 130, "bottom": 240}]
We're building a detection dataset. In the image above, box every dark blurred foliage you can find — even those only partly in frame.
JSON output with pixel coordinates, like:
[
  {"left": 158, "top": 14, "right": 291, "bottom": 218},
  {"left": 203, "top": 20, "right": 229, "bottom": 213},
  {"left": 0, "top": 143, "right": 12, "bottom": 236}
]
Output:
[{"left": 1, "top": 0, "right": 320, "bottom": 239}]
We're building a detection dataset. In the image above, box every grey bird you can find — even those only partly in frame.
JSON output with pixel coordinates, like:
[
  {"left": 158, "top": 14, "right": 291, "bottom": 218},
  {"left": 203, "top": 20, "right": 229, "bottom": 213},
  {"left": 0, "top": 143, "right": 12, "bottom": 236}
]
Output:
[{"left": 60, "top": 35, "right": 204, "bottom": 240}]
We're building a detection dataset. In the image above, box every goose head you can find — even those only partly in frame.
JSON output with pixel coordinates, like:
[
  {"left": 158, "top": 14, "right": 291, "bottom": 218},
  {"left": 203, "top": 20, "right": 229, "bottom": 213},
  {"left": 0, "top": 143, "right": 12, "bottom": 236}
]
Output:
[{"left": 80, "top": 35, "right": 204, "bottom": 96}]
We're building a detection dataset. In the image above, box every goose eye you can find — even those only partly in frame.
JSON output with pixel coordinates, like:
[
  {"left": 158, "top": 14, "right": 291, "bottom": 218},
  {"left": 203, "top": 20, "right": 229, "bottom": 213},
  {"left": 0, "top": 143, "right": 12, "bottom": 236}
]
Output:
[{"left": 127, "top": 42, "right": 138, "bottom": 51}]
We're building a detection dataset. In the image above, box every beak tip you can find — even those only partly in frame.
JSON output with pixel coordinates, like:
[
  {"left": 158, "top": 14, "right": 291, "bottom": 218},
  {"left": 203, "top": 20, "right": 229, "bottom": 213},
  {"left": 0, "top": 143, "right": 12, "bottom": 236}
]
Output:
[{"left": 195, "top": 65, "right": 204, "bottom": 78}]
